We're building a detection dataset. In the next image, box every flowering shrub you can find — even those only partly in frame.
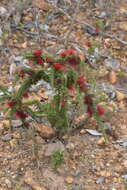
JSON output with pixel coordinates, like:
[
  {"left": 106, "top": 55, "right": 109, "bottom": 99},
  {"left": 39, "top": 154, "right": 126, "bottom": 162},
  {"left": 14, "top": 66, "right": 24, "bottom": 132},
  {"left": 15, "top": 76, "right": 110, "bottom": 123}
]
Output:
[{"left": 0, "top": 49, "right": 106, "bottom": 135}]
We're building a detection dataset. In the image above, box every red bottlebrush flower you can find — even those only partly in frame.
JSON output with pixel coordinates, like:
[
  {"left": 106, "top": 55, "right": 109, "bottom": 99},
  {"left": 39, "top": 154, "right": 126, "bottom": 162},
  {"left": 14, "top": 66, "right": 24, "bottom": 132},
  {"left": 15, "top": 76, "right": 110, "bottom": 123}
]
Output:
[
  {"left": 23, "top": 92, "right": 29, "bottom": 98},
  {"left": 36, "top": 56, "right": 43, "bottom": 64},
  {"left": 66, "top": 56, "right": 80, "bottom": 67},
  {"left": 97, "top": 105, "right": 105, "bottom": 116},
  {"left": 16, "top": 110, "right": 28, "bottom": 119},
  {"left": 86, "top": 106, "right": 93, "bottom": 117},
  {"left": 7, "top": 101, "right": 17, "bottom": 107},
  {"left": 52, "top": 62, "right": 65, "bottom": 70},
  {"left": 77, "top": 76, "right": 87, "bottom": 85},
  {"left": 33, "top": 50, "right": 42, "bottom": 57},
  {"left": 60, "top": 51, "right": 67, "bottom": 57},
  {"left": 67, "top": 49, "right": 76, "bottom": 55},
  {"left": 84, "top": 95, "right": 93, "bottom": 105},
  {"left": 60, "top": 49, "right": 76, "bottom": 57}
]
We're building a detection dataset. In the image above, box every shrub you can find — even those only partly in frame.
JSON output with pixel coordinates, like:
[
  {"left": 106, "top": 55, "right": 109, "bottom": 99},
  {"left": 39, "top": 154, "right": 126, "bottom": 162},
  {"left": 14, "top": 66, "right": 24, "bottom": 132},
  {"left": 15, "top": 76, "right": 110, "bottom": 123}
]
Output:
[{"left": 0, "top": 49, "right": 106, "bottom": 135}]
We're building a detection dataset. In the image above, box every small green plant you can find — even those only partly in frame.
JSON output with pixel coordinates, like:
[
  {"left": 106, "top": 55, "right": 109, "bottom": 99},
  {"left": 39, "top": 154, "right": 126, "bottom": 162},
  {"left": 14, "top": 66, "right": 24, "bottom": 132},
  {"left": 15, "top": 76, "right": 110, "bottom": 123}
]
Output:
[
  {"left": 118, "top": 71, "right": 126, "bottom": 77},
  {"left": 51, "top": 149, "right": 64, "bottom": 169}
]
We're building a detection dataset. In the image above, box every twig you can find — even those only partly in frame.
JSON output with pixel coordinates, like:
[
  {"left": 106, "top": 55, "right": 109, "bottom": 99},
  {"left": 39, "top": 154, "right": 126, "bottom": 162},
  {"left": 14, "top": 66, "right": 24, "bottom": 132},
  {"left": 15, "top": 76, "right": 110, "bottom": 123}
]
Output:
[
  {"left": 34, "top": 8, "right": 41, "bottom": 45},
  {"left": 105, "top": 33, "right": 127, "bottom": 45},
  {"left": 46, "top": 0, "right": 127, "bottom": 45},
  {"left": 64, "top": 0, "right": 81, "bottom": 48}
]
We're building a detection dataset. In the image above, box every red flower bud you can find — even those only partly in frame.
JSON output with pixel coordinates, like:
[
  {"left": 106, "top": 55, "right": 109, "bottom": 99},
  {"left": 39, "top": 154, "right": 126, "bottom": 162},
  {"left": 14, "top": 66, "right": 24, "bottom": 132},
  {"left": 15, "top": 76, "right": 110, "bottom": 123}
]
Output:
[
  {"left": 36, "top": 56, "right": 43, "bottom": 64},
  {"left": 52, "top": 62, "right": 65, "bottom": 70},
  {"left": 60, "top": 51, "right": 67, "bottom": 57},
  {"left": 97, "top": 105, "right": 105, "bottom": 116},
  {"left": 23, "top": 92, "right": 29, "bottom": 98},
  {"left": 86, "top": 106, "right": 93, "bottom": 117},
  {"left": 16, "top": 110, "right": 28, "bottom": 119},
  {"left": 6, "top": 101, "right": 17, "bottom": 107},
  {"left": 33, "top": 50, "right": 42, "bottom": 57},
  {"left": 60, "top": 49, "right": 76, "bottom": 57},
  {"left": 66, "top": 49, "right": 76, "bottom": 55},
  {"left": 77, "top": 76, "right": 87, "bottom": 85},
  {"left": 84, "top": 95, "right": 93, "bottom": 105}
]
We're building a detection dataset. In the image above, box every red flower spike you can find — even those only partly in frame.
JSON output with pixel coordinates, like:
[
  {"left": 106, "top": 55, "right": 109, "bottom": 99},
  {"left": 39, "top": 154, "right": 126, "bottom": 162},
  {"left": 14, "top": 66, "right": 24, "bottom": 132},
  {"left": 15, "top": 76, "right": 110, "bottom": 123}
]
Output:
[
  {"left": 36, "top": 56, "right": 43, "bottom": 64},
  {"left": 16, "top": 110, "right": 28, "bottom": 119},
  {"left": 33, "top": 50, "right": 42, "bottom": 57},
  {"left": 97, "top": 105, "right": 105, "bottom": 116},
  {"left": 7, "top": 101, "right": 17, "bottom": 107},
  {"left": 77, "top": 76, "right": 87, "bottom": 85},
  {"left": 67, "top": 49, "right": 76, "bottom": 55},
  {"left": 60, "top": 51, "right": 67, "bottom": 57},
  {"left": 86, "top": 106, "right": 93, "bottom": 117},
  {"left": 52, "top": 62, "right": 65, "bottom": 70},
  {"left": 84, "top": 95, "right": 93, "bottom": 105},
  {"left": 60, "top": 49, "right": 76, "bottom": 57}
]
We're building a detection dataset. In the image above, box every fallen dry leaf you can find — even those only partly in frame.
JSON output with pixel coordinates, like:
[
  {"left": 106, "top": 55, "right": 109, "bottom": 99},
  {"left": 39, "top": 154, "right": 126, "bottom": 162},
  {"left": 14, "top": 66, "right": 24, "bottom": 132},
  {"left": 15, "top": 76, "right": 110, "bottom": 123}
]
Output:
[
  {"left": 65, "top": 176, "right": 74, "bottom": 184},
  {"left": 24, "top": 170, "right": 47, "bottom": 190},
  {"left": 32, "top": 0, "right": 52, "bottom": 11},
  {"left": 35, "top": 124, "right": 55, "bottom": 138},
  {"left": 99, "top": 170, "right": 112, "bottom": 177},
  {"left": 119, "top": 22, "right": 127, "bottom": 31},
  {"left": 116, "top": 91, "right": 125, "bottom": 101},
  {"left": 109, "top": 71, "right": 117, "bottom": 84},
  {"left": 97, "top": 137, "right": 106, "bottom": 145}
]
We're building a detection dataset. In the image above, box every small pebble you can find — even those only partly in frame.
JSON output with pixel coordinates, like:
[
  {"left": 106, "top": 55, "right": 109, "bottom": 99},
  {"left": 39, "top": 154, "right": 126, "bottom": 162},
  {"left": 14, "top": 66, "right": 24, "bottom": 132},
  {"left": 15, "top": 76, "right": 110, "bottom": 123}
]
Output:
[
  {"left": 73, "top": 170, "right": 81, "bottom": 177},
  {"left": 5, "top": 179, "right": 12, "bottom": 188},
  {"left": 65, "top": 176, "right": 74, "bottom": 184},
  {"left": 1, "top": 134, "right": 12, "bottom": 141},
  {"left": 96, "top": 176, "right": 105, "bottom": 184},
  {"left": 97, "top": 137, "right": 106, "bottom": 145}
]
